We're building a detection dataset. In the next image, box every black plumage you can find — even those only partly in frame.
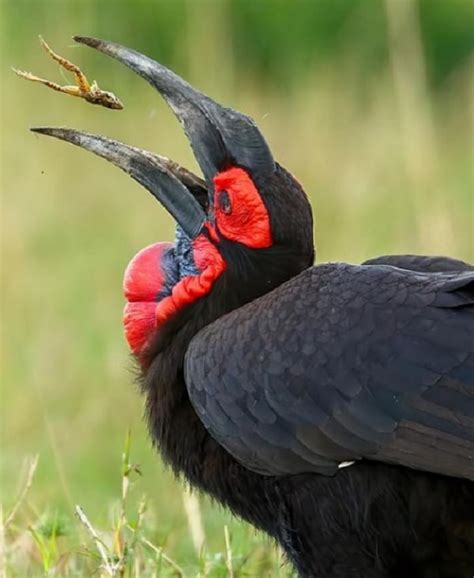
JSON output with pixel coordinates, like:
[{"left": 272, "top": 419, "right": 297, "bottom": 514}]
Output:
[
  {"left": 186, "top": 264, "right": 474, "bottom": 480},
  {"left": 363, "top": 254, "right": 473, "bottom": 273},
  {"left": 141, "top": 261, "right": 474, "bottom": 578},
  {"left": 136, "top": 257, "right": 474, "bottom": 577},
  {"left": 34, "top": 37, "right": 474, "bottom": 578}
]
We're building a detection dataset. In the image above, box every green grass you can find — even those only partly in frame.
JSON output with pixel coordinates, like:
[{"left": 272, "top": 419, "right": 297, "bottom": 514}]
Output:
[
  {"left": 1, "top": 2, "right": 473, "bottom": 576},
  {"left": 3, "top": 433, "right": 293, "bottom": 577}
]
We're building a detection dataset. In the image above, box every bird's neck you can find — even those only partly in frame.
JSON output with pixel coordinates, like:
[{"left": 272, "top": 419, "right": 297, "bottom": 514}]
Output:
[
  {"left": 138, "top": 249, "right": 311, "bottom": 530},
  {"left": 139, "top": 288, "right": 280, "bottom": 533}
]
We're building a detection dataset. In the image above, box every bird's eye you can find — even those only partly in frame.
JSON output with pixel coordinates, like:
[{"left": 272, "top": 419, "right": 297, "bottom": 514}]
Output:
[{"left": 219, "top": 191, "right": 232, "bottom": 215}]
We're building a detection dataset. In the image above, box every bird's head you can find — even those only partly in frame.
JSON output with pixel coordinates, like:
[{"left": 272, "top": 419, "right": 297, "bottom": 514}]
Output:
[{"left": 33, "top": 37, "right": 314, "bottom": 361}]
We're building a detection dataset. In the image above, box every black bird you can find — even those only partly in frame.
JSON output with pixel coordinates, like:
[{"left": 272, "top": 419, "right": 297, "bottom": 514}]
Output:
[{"left": 33, "top": 37, "right": 474, "bottom": 578}]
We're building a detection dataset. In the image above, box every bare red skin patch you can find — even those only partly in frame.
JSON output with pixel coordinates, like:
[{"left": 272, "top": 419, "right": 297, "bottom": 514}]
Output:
[
  {"left": 123, "top": 301, "right": 158, "bottom": 356},
  {"left": 123, "top": 236, "right": 225, "bottom": 357},
  {"left": 123, "top": 242, "right": 173, "bottom": 355},
  {"left": 123, "top": 242, "right": 173, "bottom": 303},
  {"left": 214, "top": 167, "right": 272, "bottom": 249},
  {"left": 123, "top": 167, "right": 271, "bottom": 358}
]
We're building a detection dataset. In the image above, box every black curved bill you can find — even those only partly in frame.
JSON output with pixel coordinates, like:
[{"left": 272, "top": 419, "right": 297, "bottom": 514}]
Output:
[
  {"left": 73, "top": 35, "right": 275, "bottom": 185},
  {"left": 31, "top": 127, "right": 206, "bottom": 239}
]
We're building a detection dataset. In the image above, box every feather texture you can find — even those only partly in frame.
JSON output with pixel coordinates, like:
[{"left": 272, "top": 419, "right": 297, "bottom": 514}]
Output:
[{"left": 185, "top": 264, "right": 474, "bottom": 480}]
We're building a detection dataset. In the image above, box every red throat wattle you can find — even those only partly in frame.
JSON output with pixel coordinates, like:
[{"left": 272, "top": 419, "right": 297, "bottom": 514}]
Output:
[
  {"left": 123, "top": 167, "right": 272, "bottom": 358},
  {"left": 123, "top": 242, "right": 173, "bottom": 356},
  {"left": 123, "top": 236, "right": 226, "bottom": 357}
]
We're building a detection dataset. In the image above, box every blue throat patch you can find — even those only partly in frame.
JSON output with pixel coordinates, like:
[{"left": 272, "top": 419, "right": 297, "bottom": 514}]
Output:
[{"left": 158, "top": 226, "right": 199, "bottom": 300}]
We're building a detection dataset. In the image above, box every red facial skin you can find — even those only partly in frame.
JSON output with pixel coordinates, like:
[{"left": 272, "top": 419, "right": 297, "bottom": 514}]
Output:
[
  {"left": 214, "top": 167, "right": 272, "bottom": 249},
  {"left": 123, "top": 167, "right": 272, "bottom": 357}
]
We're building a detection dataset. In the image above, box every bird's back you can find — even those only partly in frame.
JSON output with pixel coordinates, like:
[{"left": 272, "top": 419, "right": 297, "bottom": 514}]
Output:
[{"left": 186, "top": 263, "right": 474, "bottom": 480}]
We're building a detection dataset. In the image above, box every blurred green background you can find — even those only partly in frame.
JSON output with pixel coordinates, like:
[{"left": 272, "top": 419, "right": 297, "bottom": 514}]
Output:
[{"left": 1, "top": 0, "right": 473, "bottom": 575}]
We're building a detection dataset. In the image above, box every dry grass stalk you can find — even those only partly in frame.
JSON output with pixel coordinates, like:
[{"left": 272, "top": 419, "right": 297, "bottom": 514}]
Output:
[
  {"left": 0, "top": 507, "right": 6, "bottom": 578},
  {"left": 75, "top": 504, "right": 118, "bottom": 577},
  {"left": 182, "top": 486, "right": 205, "bottom": 555},
  {"left": 4, "top": 455, "right": 39, "bottom": 529},
  {"left": 224, "top": 525, "right": 234, "bottom": 578},
  {"left": 141, "top": 536, "right": 185, "bottom": 577}
]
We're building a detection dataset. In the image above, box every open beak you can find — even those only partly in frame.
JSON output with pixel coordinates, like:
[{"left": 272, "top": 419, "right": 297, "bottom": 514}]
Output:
[
  {"left": 31, "top": 36, "right": 275, "bottom": 237},
  {"left": 31, "top": 127, "right": 207, "bottom": 238}
]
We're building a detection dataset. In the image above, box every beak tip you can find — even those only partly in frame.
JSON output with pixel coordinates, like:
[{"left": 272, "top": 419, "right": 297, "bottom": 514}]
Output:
[
  {"left": 73, "top": 35, "right": 101, "bottom": 48},
  {"left": 30, "top": 127, "right": 75, "bottom": 142},
  {"left": 30, "top": 127, "right": 51, "bottom": 135}
]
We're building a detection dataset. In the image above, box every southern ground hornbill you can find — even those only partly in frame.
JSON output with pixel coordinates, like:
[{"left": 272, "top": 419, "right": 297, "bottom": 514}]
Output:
[{"left": 32, "top": 37, "right": 474, "bottom": 578}]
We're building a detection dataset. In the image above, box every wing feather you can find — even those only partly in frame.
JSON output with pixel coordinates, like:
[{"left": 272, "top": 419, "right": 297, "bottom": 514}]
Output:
[
  {"left": 363, "top": 254, "right": 473, "bottom": 273},
  {"left": 185, "top": 263, "right": 474, "bottom": 479}
]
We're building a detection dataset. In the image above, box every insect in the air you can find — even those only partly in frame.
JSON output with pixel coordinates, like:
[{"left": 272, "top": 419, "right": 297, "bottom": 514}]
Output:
[{"left": 12, "top": 35, "right": 123, "bottom": 110}]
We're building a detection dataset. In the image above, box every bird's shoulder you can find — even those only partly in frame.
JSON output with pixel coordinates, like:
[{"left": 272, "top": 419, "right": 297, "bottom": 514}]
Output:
[
  {"left": 362, "top": 254, "right": 473, "bottom": 273},
  {"left": 188, "top": 261, "right": 472, "bottom": 353},
  {"left": 184, "top": 262, "right": 474, "bottom": 478}
]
